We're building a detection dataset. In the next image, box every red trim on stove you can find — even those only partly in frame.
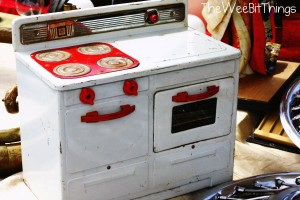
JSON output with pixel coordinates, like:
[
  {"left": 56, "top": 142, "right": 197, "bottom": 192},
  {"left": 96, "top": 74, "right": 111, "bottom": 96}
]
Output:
[
  {"left": 81, "top": 105, "right": 136, "bottom": 123},
  {"left": 172, "top": 85, "right": 219, "bottom": 102}
]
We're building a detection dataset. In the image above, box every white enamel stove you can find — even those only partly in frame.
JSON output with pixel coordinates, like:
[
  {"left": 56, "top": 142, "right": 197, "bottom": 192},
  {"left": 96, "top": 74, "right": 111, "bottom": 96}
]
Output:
[{"left": 12, "top": 0, "right": 241, "bottom": 199}]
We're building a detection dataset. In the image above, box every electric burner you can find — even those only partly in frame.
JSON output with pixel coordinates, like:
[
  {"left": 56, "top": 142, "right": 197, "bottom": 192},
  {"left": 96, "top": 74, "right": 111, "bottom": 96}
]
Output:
[
  {"left": 77, "top": 44, "right": 112, "bottom": 55},
  {"left": 53, "top": 63, "right": 91, "bottom": 76},
  {"left": 97, "top": 57, "right": 133, "bottom": 69},
  {"left": 35, "top": 50, "right": 71, "bottom": 62},
  {"left": 30, "top": 42, "right": 139, "bottom": 79},
  {"left": 201, "top": 172, "right": 300, "bottom": 200}
]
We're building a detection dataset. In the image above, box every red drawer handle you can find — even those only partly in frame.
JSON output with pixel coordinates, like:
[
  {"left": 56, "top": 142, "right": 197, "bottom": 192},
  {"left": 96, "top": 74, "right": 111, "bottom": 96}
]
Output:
[
  {"left": 81, "top": 105, "right": 135, "bottom": 123},
  {"left": 172, "top": 85, "right": 219, "bottom": 102}
]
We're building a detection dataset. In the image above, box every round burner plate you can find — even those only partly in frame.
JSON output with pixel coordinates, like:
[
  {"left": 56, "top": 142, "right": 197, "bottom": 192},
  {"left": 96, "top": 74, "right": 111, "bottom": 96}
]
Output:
[
  {"left": 35, "top": 50, "right": 71, "bottom": 62},
  {"left": 53, "top": 63, "right": 91, "bottom": 77},
  {"left": 77, "top": 44, "right": 112, "bottom": 55},
  {"left": 97, "top": 57, "right": 133, "bottom": 69}
]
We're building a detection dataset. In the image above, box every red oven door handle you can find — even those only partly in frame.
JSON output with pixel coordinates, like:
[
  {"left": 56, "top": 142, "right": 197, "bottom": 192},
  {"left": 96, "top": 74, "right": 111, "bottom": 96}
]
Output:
[
  {"left": 172, "top": 85, "right": 219, "bottom": 103},
  {"left": 81, "top": 105, "right": 135, "bottom": 123}
]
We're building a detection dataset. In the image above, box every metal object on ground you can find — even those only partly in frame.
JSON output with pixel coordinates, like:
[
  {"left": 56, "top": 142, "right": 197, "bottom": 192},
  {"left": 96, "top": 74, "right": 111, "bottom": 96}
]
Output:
[
  {"left": 280, "top": 77, "right": 300, "bottom": 149},
  {"left": 200, "top": 172, "right": 300, "bottom": 200}
]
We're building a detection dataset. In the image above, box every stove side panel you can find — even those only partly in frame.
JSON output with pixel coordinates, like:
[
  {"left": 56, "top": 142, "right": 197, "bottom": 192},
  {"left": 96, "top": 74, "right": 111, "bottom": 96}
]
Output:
[{"left": 16, "top": 61, "right": 64, "bottom": 200}]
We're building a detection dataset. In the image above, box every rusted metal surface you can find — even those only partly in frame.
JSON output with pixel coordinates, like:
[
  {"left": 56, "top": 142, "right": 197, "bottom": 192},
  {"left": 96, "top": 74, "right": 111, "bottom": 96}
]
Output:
[
  {"left": 0, "top": 127, "right": 20, "bottom": 144},
  {"left": 0, "top": 143, "right": 22, "bottom": 176},
  {"left": 2, "top": 85, "right": 18, "bottom": 114}
]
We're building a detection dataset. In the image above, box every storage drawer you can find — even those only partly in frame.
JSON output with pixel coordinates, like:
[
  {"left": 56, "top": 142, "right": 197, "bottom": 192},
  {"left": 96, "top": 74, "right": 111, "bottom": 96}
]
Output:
[
  {"left": 67, "top": 162, "right": 149, "bottom": 200},
  {"left": 153, "top": 140, "right": 231, "bottom": 188},
  {"left": 65, "top": 94, "right": 149, "bottom": 173},
  {"left": 64, "top": 76, "right": 149, "bottom": 106}
]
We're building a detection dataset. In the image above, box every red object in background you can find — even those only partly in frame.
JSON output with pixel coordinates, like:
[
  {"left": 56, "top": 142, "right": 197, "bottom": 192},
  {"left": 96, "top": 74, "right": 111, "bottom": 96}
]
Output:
[
  {"left": 0, "top": 0, "right": 19, "bottom": 15},
  {"left": 278, "top": 14, "right": 300, "bottom": 62},
  {"left": 0, "top": 0, "right": 51, "bottom": 15},
  {"left": 221, "top": 25, "right": 231, "bottom": 45},
  {"left": 249, "top": 0, "right": 267, "bottom": 75}
]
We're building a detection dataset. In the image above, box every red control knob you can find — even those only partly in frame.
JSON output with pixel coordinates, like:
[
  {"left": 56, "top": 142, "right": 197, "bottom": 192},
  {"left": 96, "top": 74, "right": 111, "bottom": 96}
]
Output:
[
  {"left": 123, "top": 80, "right": 138, "bottom": 96},
  {"left": 145, "top": 9, "right": 159, "bottom": 24},
  {"left": 80, "top": 88, "right": 95, "bottom": 105},
  {"left": 149, "top": 13, "right": 159, "bottom": 24}
]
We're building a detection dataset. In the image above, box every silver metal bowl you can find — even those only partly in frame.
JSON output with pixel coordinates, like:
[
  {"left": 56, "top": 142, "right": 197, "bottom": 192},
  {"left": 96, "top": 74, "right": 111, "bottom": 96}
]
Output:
[
  {"left": 197, "top": 172, "right": 300, "bottom": 200},
  {"left": 280, "top": 77, "right": 300, "bottom": 149}
]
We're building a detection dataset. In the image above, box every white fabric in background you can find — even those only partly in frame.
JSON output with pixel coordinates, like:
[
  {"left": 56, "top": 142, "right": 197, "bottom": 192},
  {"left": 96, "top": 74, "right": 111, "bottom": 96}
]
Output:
[
  {"left": 188, "top": 14, "right": 205, "bottom": 33},
  {"left": 67, "top": 0, "right": 94, "bottom": 9}
]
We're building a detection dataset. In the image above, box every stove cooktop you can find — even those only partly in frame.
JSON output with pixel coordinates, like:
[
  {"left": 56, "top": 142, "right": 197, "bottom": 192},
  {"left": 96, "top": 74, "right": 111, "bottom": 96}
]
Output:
[{"left": 30, "top": 42, "right": 139, "bottom": 79}]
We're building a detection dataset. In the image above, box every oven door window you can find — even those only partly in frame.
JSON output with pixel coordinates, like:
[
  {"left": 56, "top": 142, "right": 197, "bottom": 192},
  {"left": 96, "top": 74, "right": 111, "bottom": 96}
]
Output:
[{"left": 172, "top": 98, "right": 217, "bottom": 133}]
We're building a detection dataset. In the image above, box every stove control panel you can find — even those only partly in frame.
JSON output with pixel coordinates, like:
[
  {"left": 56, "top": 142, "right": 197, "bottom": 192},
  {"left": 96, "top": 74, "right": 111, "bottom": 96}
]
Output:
[{"left": 19, "top": 3, "right": 185, "bottom": 44}]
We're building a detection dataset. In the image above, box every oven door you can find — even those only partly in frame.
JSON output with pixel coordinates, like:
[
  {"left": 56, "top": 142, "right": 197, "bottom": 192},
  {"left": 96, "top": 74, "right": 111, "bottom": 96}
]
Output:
[
  {"left": 154, "top": 77, "right": 235, "bottom": 152},
  {"left": 65, "top": 94, "right": 148, "bottom": 173}
]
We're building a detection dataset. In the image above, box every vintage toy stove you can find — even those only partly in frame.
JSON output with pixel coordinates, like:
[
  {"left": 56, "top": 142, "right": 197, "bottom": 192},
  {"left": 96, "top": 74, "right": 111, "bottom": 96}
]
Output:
[{"left": 12, "top": 0, "right": 241, "bottom": 199}]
